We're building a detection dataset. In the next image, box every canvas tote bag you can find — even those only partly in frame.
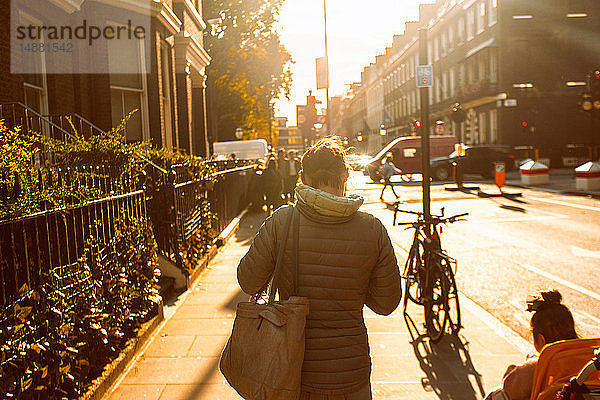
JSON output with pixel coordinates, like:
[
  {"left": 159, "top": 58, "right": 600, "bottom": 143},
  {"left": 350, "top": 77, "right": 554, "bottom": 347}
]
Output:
[{"left": 220, "top": 206, "right": 309, "bottom": 400}]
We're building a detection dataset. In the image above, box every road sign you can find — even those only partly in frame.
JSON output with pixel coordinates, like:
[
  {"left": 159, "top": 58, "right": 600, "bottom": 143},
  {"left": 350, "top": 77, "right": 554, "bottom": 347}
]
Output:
[
  {"left": 434, "top": 124, "right": 446, "bottom": 135},
  {"left": 416, "top": 65, "right": 433, "bottom": 88},
  {"left": 316, "top": 57, "right": 329, "bottom": 90},
  {"left": 495, "top": 162, "right": 506, "bottom": 191},
  {"left": 504, "top": 99, "right": 518, "bottom": 107}
]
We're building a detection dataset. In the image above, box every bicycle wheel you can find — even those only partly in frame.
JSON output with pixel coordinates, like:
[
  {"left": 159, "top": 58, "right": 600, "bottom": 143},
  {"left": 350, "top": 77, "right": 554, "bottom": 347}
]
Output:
[
  {"left": 423, "top": 256, "right": 449, "bottom": 342},
  {"left": 440, "top": 256, "right": 461, "bottom": 335},
  {"left": 403, "top": 240, "right": 426, "bottom": 307}
]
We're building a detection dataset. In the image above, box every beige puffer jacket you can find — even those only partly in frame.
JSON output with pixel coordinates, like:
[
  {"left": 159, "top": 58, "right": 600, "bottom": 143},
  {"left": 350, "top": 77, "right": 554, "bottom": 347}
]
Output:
[{"left": 237, "top": 184, "right": 402, "bottom": 395}]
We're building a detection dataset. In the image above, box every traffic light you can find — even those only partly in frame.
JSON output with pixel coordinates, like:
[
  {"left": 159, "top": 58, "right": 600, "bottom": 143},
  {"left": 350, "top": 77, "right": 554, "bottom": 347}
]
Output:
[
  {"left": 451, "top": 102, "right": 467, "bottom": 123},
  {"left": 297, "top": 104, "right": 317, "bottom": 139},
  {"left": 592, "top": 70, "right": 600, "bottom": 110},
  {"left": 410, "top": 119, "right": 421, "bottom": 133}
]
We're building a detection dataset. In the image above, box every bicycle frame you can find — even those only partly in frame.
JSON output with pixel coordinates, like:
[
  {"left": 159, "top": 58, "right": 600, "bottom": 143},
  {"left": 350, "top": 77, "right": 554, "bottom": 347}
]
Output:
[{"left": 396, "top": 206, "right": 467, "bottom": 340}]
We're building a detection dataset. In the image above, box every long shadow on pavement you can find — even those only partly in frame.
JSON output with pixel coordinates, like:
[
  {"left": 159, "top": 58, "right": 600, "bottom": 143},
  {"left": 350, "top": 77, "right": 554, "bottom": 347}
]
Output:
[
  {"left": 404, "top": 311, "right": 486, "bottom": 400},
  {"left": 176, "top": 289, "right": 248, "bottom": 400}
]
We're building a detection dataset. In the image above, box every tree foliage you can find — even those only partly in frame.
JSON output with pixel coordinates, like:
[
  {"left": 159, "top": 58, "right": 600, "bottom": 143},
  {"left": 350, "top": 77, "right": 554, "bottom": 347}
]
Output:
[{"left": 204, "top": 0, "right": 293, "bottom": 141}]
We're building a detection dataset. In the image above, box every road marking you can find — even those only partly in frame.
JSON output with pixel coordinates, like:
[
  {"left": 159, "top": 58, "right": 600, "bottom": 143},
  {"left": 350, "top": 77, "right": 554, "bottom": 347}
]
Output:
[
  {"left": 530, "top": 197, "right": 600, "bottom": 212},
  {"left": 448, "top": 231, "right": 600, "bottom": 308},
  {"left": 467, "top": 215, "right": 569, "bottom": 223},
  {"left": 571, "top": 309, "right": 600, "bottom": 331},
  {"left": 461, "top": 295, "right": 534, "bottom": 355},
  {"left": 570, "top": 245, "right": 600, "bottom": 259},
  {"left": 519, "top": 263, "right": 600, "bottom": 302}
]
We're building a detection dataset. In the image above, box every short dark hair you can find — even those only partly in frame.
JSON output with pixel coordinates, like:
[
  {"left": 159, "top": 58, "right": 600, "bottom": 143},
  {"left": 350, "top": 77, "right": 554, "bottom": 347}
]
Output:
[
  {"left": 530, "top": 290, "right": 578, "bottom": 343},
  {"left": 300, "top": 137, "right": 349, "bottom": 190}
]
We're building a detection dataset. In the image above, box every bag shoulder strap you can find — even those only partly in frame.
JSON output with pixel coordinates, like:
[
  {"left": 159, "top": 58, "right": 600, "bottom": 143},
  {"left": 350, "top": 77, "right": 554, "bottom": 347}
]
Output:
[
  {"left": 291, "top": 206, "right": 300, "bottom": 295},
  {"left": 267, "top": 205, "right": 295, "bottom": 304}
]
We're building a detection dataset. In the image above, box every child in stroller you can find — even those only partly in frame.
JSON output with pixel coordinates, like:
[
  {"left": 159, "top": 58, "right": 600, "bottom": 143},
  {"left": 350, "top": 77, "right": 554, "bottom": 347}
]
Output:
[{"left": 485, "top": 290, "right": 578, "bottom": 400}]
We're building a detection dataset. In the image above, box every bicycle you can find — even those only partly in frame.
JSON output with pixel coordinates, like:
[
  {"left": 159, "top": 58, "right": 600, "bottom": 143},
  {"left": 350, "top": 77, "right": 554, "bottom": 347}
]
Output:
[{"left": 394, "top": 204, "right": 468, "bottom": 342}]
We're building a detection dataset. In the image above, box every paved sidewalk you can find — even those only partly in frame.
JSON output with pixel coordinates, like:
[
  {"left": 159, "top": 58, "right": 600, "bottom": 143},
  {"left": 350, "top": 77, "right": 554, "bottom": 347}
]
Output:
[{"left": 106, "top": 211, "right": 534, "bottom": 400}]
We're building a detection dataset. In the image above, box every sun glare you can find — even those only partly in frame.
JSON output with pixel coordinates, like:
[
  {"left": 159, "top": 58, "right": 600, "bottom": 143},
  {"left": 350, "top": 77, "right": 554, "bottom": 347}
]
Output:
[{"left": 276, "top": 0, "right": 431, "bottom": 125}]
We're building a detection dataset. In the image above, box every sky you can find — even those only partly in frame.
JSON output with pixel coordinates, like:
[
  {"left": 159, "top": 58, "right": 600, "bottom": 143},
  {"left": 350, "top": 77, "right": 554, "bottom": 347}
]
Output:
[{"left": 274, "top": 0, "right": 434, "bottom": 125}]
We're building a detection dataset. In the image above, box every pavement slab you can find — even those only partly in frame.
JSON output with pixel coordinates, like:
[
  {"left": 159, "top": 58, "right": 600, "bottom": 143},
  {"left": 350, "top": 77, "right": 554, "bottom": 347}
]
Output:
[{"left": 105, "top": 210, "right": 531, "bottom": 400}]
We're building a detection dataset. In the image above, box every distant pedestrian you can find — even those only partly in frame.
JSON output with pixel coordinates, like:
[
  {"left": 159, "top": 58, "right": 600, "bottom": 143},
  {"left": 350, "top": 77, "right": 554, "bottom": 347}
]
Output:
[
  {"left": 379, "top": 155, "right": 402, "bottom": 200},
  {"left": 262, "top": 156, "right": 282, "bottom": 214},
  {"left": 284, "top": 150, "right": 301, "bottom": 201},
  {"left": 237, "top": 136, "right": 402, "bottom": 399},
  {"left": 276, "top": 149, "right": 290, "bottom": 201},
  {"left": 484, "top": 290, "right": 578, "bottom": 400}
]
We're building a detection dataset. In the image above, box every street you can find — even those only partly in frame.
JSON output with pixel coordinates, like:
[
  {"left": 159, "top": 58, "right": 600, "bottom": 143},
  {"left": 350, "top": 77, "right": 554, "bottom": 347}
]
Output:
[{"left": 347, "top": 171, "right": 600, "bottom": 341}]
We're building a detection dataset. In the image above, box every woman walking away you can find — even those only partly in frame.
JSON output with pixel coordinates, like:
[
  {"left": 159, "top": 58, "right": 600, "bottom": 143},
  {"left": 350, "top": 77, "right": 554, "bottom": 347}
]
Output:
[
  {"left": 484, "top": 290, "right": 578, "bottom": 400},
  {"left": 379, "top": 155, "right": 402, "bottom": 200},
  {"left": 237, "top": 137, "right": 402, "bottom": 399}
]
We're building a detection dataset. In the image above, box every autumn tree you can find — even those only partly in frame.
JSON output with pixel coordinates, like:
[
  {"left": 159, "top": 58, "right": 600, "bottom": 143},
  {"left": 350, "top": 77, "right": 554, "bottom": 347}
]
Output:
[{"left": 204, "top": 0, "right": 293, "bottom": 143}]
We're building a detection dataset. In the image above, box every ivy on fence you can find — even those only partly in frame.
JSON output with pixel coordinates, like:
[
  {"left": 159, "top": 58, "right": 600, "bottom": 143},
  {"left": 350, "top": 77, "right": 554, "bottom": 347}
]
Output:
[{"left": 0, "top": 217, "right": 160, "bottom": 399}]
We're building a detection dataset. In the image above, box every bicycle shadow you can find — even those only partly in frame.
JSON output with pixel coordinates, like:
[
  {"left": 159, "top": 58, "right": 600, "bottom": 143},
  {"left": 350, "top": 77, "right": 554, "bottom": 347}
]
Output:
[{"left": 404, "top": 311, "right": 487, "bottom": 400}]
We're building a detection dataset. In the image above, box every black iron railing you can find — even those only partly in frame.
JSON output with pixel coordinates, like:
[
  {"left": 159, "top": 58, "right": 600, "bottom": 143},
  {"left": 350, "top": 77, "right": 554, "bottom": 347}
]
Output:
[
  {"left": 150, "top": 162, "right": 257, "bottom": 272},
  {"left": 209, "top": 164, "right": 256, "bottom": 233},
  {"left": 0, "top": 189, "right": 146, "bottom": 306}
]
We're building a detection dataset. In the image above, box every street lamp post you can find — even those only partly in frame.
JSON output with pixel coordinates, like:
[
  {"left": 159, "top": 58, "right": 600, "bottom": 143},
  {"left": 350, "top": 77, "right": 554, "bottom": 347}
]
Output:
[{"left": 323, "top": 0, "right": 330, "bottom": 135}]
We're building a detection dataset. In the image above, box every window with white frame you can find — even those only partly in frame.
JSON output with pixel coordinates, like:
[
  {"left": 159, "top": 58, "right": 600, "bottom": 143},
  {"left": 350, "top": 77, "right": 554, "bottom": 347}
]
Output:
[
  {"left": 442, "top": 71, "right": 448, "bottom": 100},
  {"left": 108, "top": 28, "right": 149, "bottom": 142},
  {"left": 489, "top": 47, "right": 498, "bottom": 83},
  {"left": 410, "top": 56, "right": 415, "bottom": 77},
  {"left": 435, "top": 76, "right": 441, "bottom": 103},
  {"left": 434, "top": 37, "right": 439, "bottom": 61},
  {"left": 441, "top": 31, "right": 447, "bottom": 56},
  {"left": 477, "top": 1, "right": 486, "bottom": 34},
  {"left": 21, "top": 13, "right": 49, "bottom": 119},
  {"left": 488, "top": 0, "right": 498, "bottom": 25},
  {"left": 478, "top": 112, "right": 487, "bottom": 143},
  {"left": 160, "top": 42, "right": 173, "bottom": 148},
  {"left": 412, "top": 91, "right": 417, "bottom": 113},
  {"left": 428, "top": 43, "right": 432, "bottom": 63},
  {"left": 467, "top": 8, "right": 475, "bottom": 40},
  {"left": 479, "top": 54, "right": 487, "bottom": 81},
  {"left": 467, "top": 59, "right": 475, "bottom": 84},
  {"left": 416, "top": 89, "right": 420, "bottom": 111},
  {"left": 458, "top": 17, "right": 465, "bottom": 43},
  {"left": 489, "top": 109, "right": 498, "bottom": 143},
  {"left": 449, "top": 67, "right": 455, "bottom": 97},
  {"left": 448, "top": 26, "right": 454, "bottom": 50}
]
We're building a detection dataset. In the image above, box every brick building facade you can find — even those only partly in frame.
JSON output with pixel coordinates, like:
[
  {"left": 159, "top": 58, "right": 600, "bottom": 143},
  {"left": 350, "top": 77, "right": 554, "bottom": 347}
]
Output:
[
  {"left": 343, "top": 0, "right": 600, "bottom": 164},
  {"left": 1, "top": 0, "right": 211, "bottom": 156}
]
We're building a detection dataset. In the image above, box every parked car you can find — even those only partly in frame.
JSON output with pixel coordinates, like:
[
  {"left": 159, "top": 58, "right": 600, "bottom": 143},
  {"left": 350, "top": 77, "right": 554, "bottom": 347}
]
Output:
[
  {"left": 363, "top": 135, "right": 458, "bottom": 182},
  {"left": 346, "top": 154, "right": 372, "bottom": 171},
  {"left": 213, "top": 139, "right": 268, "bottom": 160},
  {"left": 430, "top": 145, "right": 517, "bottom": 181}
]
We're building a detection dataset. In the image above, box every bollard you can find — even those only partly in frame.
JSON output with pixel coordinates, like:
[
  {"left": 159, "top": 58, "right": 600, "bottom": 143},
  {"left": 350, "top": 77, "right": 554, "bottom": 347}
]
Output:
[
  {"left": 452, "top": 161, "right": 463, "bottom": 189},
  {"left": 575, "top": 161, "right": 600, "bottom": 191},
  {"left": 520, "top": 160, "right": 549, "bottom": 185}
]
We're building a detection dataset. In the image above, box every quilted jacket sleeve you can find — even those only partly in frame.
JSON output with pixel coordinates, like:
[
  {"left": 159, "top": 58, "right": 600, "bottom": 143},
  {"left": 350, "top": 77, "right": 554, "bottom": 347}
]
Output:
[
  {"left": 237, "top": 209, "right": 281, "bottom": 295},
  {"left": 365, "top": 220, "right": 402, "bottom": 315}
]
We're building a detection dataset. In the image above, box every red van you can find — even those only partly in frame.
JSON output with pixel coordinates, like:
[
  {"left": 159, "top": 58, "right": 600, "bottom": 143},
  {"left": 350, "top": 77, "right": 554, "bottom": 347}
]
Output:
[{"left": 363, "top": 135, "right": 458, "bottom": 182}]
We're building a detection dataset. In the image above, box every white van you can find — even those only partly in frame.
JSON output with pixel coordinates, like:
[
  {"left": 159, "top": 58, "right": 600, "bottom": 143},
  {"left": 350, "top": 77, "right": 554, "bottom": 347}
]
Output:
[{"left": 212, "top": 139, "right": 268, "bottom": 160}]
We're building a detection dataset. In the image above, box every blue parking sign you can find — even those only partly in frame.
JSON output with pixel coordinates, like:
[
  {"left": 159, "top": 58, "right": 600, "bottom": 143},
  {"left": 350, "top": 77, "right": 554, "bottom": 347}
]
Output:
[{"left": 416, "top": 65, "right": 433, "bottom": 88}]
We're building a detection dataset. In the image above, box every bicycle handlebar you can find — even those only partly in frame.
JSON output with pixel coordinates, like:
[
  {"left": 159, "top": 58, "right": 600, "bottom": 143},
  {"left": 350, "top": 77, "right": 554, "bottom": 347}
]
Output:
[{"left": 395, "top": 212, "right": 469, "bottom": 227}]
